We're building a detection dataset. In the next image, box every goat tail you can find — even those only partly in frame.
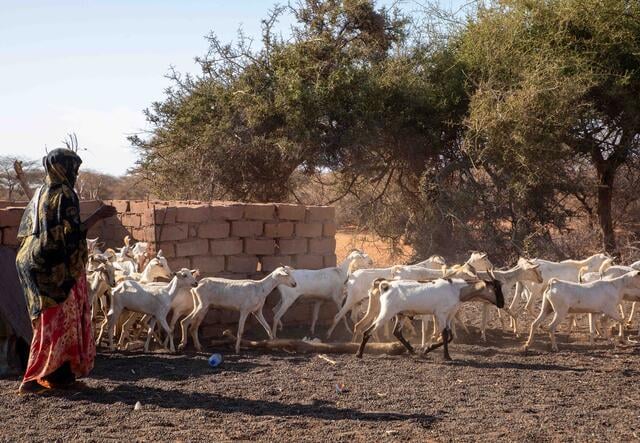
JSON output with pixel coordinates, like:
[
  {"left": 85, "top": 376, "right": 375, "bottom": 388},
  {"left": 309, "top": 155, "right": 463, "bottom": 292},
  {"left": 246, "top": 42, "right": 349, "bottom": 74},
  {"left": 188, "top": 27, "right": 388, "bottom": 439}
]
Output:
[
  {"left": 578, "top": 266, "right": 589, "bottom": 283},
  {"left": 598, "top": 258, "right": 613, "bottom": 275}
]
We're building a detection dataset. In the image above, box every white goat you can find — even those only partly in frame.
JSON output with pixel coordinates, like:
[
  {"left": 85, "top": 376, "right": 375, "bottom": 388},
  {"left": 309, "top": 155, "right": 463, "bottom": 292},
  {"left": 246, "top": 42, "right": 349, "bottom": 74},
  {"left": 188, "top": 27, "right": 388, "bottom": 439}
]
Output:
[
  {"left": 86, "top": 237, "right": 104, "bottom": 255},
  {"left": 179, "top": 266, "right": 298, "bottom": 353},
  {"left": 271, "top": 250, "right": 373, "bottom": 338},
  {"left": 87, "top": 262, "right": 116, "bottom": 338},
  {"left": 623, "top": 261, "right": 640, "bottom": 328},
  {"left": 393, "top": 251, "right": 493, "bottom": 281},
  {"left": 351, "top": 277, "right": 421, "bottom": 343},
  {"left": 392, "top": 252, "right": 494, "bottom": 339},
  {"left": 105, "top": 269, "right": 198, "bottom": 352},
  {"left": 356, "top": 276, "right": 504, "bottom": 360},
  {"left": 131, "top": 241, "right": 150, "bottom": 272},
  {"left": 580, "top": 264, "right": 640, "bottom": 342},
  {"left": 116, "top": 250, "right": 172, "bottom": 283},
  {"left": 522, "top": 271, "right": 640, "bottom": 352},
  {"left": 476, "top": 260, "right": 543, "bottom": 341},
  {"left": 511, "top": 254, "right": 612, "bottom": 333},
  {"left": 112, "top": 251, "right": 174, "bottom": 347},
  {"left": 326, "top": 255, "right": 446, "bottom": 339},
  {"left": 122, "top": 269, "right": 203, "bottom": 350},
  {"left": 628, "top": 260, "right": 640, "bottom": 270}
]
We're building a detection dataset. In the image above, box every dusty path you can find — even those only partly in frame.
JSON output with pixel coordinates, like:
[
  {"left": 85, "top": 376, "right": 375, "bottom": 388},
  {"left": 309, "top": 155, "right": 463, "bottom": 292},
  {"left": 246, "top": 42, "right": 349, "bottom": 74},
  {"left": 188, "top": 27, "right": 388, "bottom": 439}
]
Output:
[{"left": 1, "top": 327, "right": 639, "bottom": 441}]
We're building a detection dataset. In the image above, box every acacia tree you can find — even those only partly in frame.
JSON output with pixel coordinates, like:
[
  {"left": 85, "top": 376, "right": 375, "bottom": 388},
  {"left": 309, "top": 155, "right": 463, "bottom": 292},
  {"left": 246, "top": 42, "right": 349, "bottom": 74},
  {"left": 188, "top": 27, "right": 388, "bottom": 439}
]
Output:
[
  {"left": 460, "top": 0, "right": 640, "bottom": 254},
  {"left": 131, "top": 0, "right": 407, "bottom": 201},
  {"left": 132, "top": 0, "right": 640, "bottom": 261},
  {"left": 131, "top": 0, "right": 479, "bottom": 258}
]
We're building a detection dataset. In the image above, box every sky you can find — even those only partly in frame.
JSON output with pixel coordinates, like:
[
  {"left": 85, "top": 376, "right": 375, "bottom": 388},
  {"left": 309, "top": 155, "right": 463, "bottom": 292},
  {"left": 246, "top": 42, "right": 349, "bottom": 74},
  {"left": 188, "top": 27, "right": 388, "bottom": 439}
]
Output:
[{"left": 0, "top": 0, "right": 466, "bottom": 176}]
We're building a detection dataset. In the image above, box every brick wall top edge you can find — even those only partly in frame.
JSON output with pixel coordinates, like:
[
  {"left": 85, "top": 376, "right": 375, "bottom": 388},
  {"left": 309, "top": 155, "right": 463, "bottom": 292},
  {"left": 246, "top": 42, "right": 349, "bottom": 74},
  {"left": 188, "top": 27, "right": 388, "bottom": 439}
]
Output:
[
  {"left": 104, "top": 199, "right": 332, "bottom": 209},
  {"left": 0, "top": 201, "right": 28, "bottom": 209}
]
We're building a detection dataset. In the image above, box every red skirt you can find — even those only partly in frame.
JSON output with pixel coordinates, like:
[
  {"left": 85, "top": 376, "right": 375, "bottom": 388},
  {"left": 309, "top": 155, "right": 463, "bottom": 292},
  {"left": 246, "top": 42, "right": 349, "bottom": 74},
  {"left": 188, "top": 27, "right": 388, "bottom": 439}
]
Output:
[{"left": 22, "top": 274, "right": 95, "bottom": 383}]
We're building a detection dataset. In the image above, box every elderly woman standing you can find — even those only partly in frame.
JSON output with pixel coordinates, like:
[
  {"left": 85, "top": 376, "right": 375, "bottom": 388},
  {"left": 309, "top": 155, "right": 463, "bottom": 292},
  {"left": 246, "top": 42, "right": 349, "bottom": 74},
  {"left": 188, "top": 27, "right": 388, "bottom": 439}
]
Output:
[{"left": 16, "top": 148, "right": 116, "bottom": 394}]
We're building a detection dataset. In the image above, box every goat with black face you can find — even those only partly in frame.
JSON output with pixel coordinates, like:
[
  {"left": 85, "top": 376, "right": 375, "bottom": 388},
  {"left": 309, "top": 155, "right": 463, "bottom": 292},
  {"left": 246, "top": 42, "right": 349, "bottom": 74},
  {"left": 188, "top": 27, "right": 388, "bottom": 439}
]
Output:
[{"left": 356, "top": 274, "right": 505, "bottom": 361}]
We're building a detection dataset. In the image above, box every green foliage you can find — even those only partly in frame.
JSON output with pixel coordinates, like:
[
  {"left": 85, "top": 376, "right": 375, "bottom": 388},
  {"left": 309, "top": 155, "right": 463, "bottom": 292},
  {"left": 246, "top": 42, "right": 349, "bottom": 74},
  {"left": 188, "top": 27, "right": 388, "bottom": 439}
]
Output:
[
  {"left": 132, "top": 0, "right": 640, "bottom": 260},
  {"left": 460, "top": 0, "right": 640, "bottom": 253},
  {"left": 132, "top": 0, "right": 410, "bottom": 201}
]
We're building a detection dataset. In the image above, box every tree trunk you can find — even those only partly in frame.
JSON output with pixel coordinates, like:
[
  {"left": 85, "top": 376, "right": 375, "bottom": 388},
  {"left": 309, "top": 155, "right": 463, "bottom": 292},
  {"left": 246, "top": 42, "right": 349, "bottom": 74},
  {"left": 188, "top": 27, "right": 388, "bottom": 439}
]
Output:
[{"left": 595, "top": 163, "right": 616, "bottom": 254}]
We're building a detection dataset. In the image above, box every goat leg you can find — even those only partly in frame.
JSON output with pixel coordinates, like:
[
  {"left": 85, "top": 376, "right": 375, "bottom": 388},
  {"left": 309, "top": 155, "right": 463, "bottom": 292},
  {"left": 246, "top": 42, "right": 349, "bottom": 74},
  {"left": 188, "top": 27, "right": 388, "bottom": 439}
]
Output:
[
  {"left": 356, "top": 323, "right": 375, "bottom": 358},
  {"left": 442, "top": 327, "right": 453, "bottom": 361},
  {"left": 422, "top": 340, "right": 444, "bottom": 355},
  {"left": 392, "top": 317, "right": 414, "bottom": 355}
]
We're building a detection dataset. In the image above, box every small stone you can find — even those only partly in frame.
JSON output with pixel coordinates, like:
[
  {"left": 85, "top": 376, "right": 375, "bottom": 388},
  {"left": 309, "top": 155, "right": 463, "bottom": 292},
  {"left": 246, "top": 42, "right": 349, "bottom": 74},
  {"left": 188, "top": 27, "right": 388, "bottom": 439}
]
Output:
[{"left": 134, "top": 401, "right": 142, "bottom": 411}]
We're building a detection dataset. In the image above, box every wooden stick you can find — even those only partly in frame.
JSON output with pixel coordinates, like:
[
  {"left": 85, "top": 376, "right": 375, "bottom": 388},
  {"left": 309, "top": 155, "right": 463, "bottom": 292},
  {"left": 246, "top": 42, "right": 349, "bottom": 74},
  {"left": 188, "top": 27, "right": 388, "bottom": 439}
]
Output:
[
  {"left": 208, "top": 330, "right": 407, "bottom": 355},
  {"left": 13, "top": 160, "right": 33, "bottom": 199},
  {"left": 317, "top": 354, "right": 337, "bottom": 364}
]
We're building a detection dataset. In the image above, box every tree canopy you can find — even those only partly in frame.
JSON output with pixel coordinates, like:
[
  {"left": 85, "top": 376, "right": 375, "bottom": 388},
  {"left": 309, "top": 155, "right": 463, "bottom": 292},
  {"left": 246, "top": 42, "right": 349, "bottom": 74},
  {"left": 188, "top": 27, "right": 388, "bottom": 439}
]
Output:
[{"left": 132, "top": 0, "right": 640, "bottom": 260}]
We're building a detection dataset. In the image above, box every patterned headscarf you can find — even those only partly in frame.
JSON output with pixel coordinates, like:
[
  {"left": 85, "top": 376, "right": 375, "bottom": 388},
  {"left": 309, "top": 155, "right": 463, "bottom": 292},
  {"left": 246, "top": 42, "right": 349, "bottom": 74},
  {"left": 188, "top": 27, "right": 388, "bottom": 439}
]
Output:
[
  {"left": 43, "top": 148, "right": 82, "bottom": 188},
  {"left": 16, "top": 148, "right": 87, "bottom": 319}
]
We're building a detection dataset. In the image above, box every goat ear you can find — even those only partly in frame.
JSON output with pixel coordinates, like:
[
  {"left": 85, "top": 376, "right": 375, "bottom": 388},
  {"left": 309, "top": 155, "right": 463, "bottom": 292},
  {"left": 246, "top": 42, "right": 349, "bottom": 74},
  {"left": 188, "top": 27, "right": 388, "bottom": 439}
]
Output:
[
  {"left": 157, "top": 249, "right": 164, "bottom": 257},
  {"left": 473, "top": 281, "right": 486, "bottom": 291}
]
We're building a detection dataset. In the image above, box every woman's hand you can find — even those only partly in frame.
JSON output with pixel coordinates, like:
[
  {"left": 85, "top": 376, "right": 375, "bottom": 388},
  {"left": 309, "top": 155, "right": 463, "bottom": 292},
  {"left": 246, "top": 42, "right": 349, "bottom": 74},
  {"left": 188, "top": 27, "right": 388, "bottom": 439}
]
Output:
[{"left": 83, "top": 204, "right": 117, "bottom": 229}]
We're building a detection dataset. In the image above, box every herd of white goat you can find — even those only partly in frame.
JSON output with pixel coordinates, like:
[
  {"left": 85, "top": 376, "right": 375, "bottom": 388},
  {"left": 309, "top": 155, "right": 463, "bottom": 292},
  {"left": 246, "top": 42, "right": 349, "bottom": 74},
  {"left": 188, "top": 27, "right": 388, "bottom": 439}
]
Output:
[{"left": 85, "top": 236, "right": 640, "bottom": 360}]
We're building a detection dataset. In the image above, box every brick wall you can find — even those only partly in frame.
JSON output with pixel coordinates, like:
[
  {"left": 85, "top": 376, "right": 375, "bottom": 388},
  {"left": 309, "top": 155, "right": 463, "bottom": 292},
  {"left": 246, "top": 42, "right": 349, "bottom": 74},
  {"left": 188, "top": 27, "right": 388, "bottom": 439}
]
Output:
[{"left": 0, "top": 199, "right": 338, "bottom": 338}]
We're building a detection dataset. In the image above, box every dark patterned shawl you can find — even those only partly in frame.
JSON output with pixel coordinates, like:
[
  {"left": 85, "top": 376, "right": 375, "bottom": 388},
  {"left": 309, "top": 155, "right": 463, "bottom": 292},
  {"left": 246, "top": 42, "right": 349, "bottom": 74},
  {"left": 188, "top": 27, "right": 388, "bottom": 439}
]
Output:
[{"left": 16, "top": 149, "right": 88, "bottom": 319}]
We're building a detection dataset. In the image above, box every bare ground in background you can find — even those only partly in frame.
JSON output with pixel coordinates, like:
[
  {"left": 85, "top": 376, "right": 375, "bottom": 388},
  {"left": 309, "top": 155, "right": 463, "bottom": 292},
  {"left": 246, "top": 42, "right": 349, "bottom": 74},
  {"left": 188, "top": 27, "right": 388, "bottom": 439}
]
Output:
[
  {"left": 336, "top": 230, "right": 414, "bottom": 266},
  {"left": 2, "top": 322, "right": 639, "bottom": 442}
]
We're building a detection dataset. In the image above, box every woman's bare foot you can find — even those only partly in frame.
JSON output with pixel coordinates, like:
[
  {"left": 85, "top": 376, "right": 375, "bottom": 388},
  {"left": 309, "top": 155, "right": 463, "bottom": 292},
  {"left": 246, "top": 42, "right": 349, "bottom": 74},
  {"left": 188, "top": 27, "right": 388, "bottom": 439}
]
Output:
[{"left": 18, "top": 381, "right": 47, "bottom": 395}]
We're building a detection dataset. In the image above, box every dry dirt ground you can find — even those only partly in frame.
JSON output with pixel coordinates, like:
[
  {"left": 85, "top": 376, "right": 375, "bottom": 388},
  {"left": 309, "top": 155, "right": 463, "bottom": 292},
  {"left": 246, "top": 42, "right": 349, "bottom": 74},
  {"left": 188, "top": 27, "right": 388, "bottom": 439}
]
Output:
[
  {"left": 335, "top": 230, "right": 413, "bottom": 267},
  {"left": 2, "top": 322, "right": 640, "bottom": 442}
]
